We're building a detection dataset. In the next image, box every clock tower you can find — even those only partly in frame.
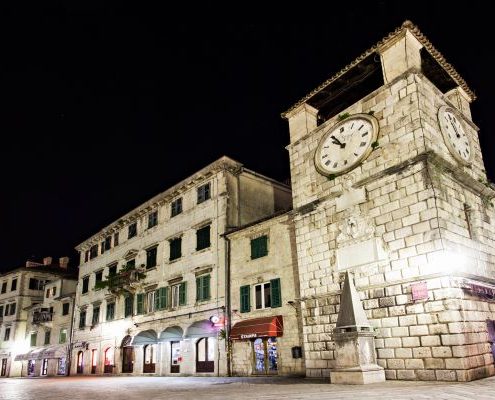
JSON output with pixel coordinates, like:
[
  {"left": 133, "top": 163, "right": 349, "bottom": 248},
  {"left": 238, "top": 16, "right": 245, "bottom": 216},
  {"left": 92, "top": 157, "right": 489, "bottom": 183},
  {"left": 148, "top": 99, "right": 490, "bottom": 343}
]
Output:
[{"left": 283, "top": 21, "right": 495, "bottom": 382}]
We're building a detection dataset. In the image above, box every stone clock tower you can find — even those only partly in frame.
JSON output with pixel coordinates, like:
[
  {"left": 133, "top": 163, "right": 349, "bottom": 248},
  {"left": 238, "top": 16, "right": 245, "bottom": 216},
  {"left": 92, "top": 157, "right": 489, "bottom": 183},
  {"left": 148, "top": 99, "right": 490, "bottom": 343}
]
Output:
[{"left": 283, "top": 21, "right": 495, "bottom": 382}]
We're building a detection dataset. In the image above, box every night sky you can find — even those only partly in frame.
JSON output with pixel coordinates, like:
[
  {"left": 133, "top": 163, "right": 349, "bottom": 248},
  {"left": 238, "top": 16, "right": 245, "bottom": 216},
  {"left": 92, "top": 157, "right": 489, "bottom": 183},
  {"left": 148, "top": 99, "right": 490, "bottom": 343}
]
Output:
[{"left": 1, "top": 3, "right": 494, "bottom": 273}]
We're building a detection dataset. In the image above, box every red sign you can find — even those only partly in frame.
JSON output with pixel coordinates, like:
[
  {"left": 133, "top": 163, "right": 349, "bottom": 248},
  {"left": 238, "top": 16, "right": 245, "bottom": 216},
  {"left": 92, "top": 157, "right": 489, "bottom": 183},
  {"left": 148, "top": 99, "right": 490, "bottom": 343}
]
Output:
[{"left": 411, "top": 282, "right": 428, "bottom": 300}]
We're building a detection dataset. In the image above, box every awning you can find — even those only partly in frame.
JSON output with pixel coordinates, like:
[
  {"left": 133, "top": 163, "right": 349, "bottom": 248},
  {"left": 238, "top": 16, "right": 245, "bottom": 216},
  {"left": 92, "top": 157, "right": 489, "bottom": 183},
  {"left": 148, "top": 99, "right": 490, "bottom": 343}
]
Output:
[
  {"left": 159, "top": 326, "right": 183, "bottom": 342},
  {"left": 230, "top": 315, "right": 283, "bottom": 340},
  {"left": 131, "top": 329, "right": 158, "bottom": 345},
  {"left": 15, "top": 345, "right": 67, "bottom": 361},
  {"left": 184, "top": 320, "right": 220, "bottom": 338}
]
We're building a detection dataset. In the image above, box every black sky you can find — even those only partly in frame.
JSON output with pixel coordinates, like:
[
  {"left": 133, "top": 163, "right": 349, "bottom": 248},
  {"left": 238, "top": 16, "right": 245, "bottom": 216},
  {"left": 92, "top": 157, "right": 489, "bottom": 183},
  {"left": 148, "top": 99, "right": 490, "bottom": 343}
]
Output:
[{"left": 1, "top": 2, "right": 494, "bottom": 273}]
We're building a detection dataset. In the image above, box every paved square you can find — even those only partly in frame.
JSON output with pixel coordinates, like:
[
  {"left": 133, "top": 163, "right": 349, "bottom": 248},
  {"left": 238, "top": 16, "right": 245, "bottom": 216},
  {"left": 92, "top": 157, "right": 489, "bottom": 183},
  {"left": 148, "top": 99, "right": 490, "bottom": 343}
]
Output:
[{"left": 0, "top": 376, "right": 494, "bottom": 400}]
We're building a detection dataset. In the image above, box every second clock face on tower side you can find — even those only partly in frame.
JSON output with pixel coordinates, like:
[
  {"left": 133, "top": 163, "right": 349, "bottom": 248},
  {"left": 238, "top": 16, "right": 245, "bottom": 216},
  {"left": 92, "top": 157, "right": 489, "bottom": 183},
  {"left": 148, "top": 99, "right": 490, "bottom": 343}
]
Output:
[
  {"left": 437, "top": 105, "right": 472, "bottom": 165},
  {"left": 314, "top": 113, "right": 379, "bottom": 177}
]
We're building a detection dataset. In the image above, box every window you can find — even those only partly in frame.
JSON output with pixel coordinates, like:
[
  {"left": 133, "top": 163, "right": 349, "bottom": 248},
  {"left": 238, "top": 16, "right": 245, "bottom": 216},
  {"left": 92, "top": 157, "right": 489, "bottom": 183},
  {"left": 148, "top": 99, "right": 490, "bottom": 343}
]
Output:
[
  {"left": 59, "top": 328, "right": 67, "bottom": 344},
  {"left": 0, "top": 305, "right": 3, "bottom": 318},
  {"left": 136, "top": 293, "right": 144, "bottom": 315},
  {"left": 171, "top": 198, "right": 182, "bottom": 217},
  {"left": 4, "top": 327, "right": 10, "bottom": 341},
  {"left": 114, "top": 232, "right": 119, "bottom": 247},
  {"left": 44, "top": 330, "right": 51, "bottom": 345},
  {"left": 46, "top": 289, "right": 50, "bottom": 298},
  {"left": 85, "top": 250, "right": 90, "bottom": 263},
  {"left": 240, "top": 285, "right": 251, "bottom": 313},
  {"left": 124, "top": 295, "right": 133, "bottom": 318},
  {"left": 90, "top": 245, "right": 98, "bottom": 259},
  {"left": 30, "top": 332, "right": 37, "bottom": 347},
  {"left": 9, "top": 303, "right": 16, "bottom": 315},
  {"left": 106, "top": 302, "right": 115, "bottom": 321},
  {"left": 251, "top": 235, "right": 268, "bottom": 259},
  {"left": 169, "top": 237, "right": 182, "bottom": 261},
  {"left": 146, "top": 246, "right": 157, "bottom": 269},
  {"left": 126, "top": 259, "right": 135, "bottom": 269},
  {"left": 4, "top": 304, "right": 8, "bottom": 316},
  {"left": 171, "top": 282, "right": 187, "bottom": 308},
  {"left": 29, "top": 278, "right": 44, "bottom": 291},
  {"left": 255, "top": 278, "right": 281, "bottom": 310},
  {"left": 52, "top": 287, "right": 57, "bottom": 297},
  {"left": 62, "top": 303, "right": 70, "bottom": 316},
  {"left": 196, "top": 275, "right": 210, "bottom": 302},
  {"left": 146, "top": 291, "right": 155, "bottom": 313},
  {"left": 105, "top": 236, "right": 112, "bottom": 251},
  {"left": 196, "top": 225, "right": 211, "bottom": 251},
  {"left": 108, "top": 263, "right": 117, "bottom": 276},
  {"left": 95, "top": 270, "right": 103, "bottom": 287},
  {"left": 92, "top": 306, "right": 100, "bottom": 326},
  {"left": 11, "top": 278, "right": 17, "bottom": 291},
  {"left": 100, "top": 241, "right": 106, "bottom": 255},
  {"left": 148, "top": 211, "right": 158, "bottom": 229},
  {"left": 79, "top": 310, "right": 86, "bottom": 329},
  {"left": 1, "top": 282, "right": 6, "bottom": 294},
  {"left": 155, "top": 287, "right": 168, "bottom": 310},
  {"left": 82, "top": 277, "right": 89, "bottom": 294},
  {"left": 128, "top": 222, "right": 137, "bottom": 239},
  {"left": 197, "top": 183, "right": 211, "bottom": 204}
]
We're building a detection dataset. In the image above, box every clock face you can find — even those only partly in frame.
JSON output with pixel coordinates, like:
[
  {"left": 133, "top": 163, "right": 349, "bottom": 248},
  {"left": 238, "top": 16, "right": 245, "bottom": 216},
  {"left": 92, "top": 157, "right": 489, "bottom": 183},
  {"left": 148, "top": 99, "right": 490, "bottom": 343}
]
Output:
[
  {"left": 438, "top": 106, "right": 472, "bottom": 164},
  {"left": 315, "top": 114, "right": 379, "bottom": 176}
]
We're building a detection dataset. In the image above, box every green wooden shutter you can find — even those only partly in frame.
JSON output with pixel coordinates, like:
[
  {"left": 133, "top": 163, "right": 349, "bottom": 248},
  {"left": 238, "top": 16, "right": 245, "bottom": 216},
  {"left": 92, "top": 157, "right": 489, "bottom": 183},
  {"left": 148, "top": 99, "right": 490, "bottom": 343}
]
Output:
[
  {"left": 204, "top": 275, "right": 211, "bottom": 300},
  {"left": 164, "top": 286, "right": 169, "bottom": 309},
  {"left": 179, "top": 282, "right": 187, "bottom": 306},
  {"left": 136, "top": 293, "right": 144, "bottom": 314},
  {"left": 240, "top": 285, "right": 250, "bottom": 313},
  {"left": 196, "top": 277, "right": 201, "bottom": 301},
  {"left": 270, "top": 278, "right": 281, "bottom": 308},
  {"left": 154, "top": 289, "right": 160, "bottom": 310}
]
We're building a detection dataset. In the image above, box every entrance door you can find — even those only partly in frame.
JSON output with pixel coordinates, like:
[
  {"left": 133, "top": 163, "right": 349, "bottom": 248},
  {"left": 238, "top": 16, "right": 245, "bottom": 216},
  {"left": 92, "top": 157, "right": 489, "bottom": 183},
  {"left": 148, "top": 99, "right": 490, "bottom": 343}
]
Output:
[
  {"left": 104, "top": 348, "right": 114, "bottom": 373},
  {"left": 91, "top": 349, "right": 97, "bottom": 374},
  {"left": 170, "top": 341, "right": 180, "bottom": 373},
  {"left": 27, "top": 360, "right": 36, "bottom": 376},
  {"left": 1, "top": 359, "right": 7, "bottom": 376},
  {"left": 252, "top": 337, "right": 278, "bottom": 374},
  {"left": 41, "top": 359, "right": 48, "bottom": 376},
  {"left": 196, "top": 337, "right": 214, "bottom": 373},
  {"left": 57, "top": 358, "right": 66, "bottom": 375},
  {"left": 122, "top": 346, "right": 134, "bottom": 373},
  {"left": 77, "top": 351, "right": 84, "bottom": 374},
  {"left": 143, "top": 345, "right": 155, "bottom": 373},
  {"left": 487, "top": 320, "right": 495, "bottom": 360}
]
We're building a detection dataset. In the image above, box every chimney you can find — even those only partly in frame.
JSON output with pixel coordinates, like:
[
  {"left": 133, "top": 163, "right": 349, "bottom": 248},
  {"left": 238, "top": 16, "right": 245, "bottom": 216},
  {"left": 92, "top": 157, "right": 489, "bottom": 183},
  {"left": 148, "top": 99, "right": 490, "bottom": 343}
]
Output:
[
  {"left": 26, "top": 260, "right": 43, "bottom": 268},
  {"left": 59, "top": 257, "right": 69, "bottom": 269},
  {"left": 43, "top": 257, "right": 53, "bottom": 266}
]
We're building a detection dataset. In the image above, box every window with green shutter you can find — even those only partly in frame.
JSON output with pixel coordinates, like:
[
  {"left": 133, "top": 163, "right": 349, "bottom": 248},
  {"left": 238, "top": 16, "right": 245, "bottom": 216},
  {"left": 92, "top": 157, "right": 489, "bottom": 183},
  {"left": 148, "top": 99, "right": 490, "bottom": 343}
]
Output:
[
  {"left": 136, "top": 293, "right": 144, "bottom": 315},
  {"left": 124, "top": 295, "right": 133, "bottom": 318},
  {"left": 196, "top": 275, "right": 210, "bottom": 301},
  {"left": 270, "top": 278, "right": 281, "bottom": 308},
  {"left": 179, "top": 282, "right": 187, "bottom": 306},
  {"left": 250, "top": 235, "right": 268, "bottom": 259},
  {"left": 240, "top": 285, "right": 250, "bottom": 313},
  {"left": 155, "top": 287, "right": 168, "bottom": 310},
  {"left": 196, "top": 225, "right": 211, "bottom": 251}
]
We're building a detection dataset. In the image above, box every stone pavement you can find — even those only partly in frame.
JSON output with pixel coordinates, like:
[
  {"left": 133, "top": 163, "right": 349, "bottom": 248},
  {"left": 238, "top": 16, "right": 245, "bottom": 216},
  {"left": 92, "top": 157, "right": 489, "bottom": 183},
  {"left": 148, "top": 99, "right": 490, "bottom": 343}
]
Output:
[{"left": 0, "top": 375, "right": 494, "bottom": 400}]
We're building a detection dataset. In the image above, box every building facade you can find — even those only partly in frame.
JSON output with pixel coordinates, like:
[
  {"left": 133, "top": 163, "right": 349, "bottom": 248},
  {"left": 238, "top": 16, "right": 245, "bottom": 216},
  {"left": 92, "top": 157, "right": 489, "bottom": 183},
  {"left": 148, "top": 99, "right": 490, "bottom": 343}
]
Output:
[
  {"left": 72, "top": 156, "right": 291, "bottom": 377},
  {"left": 283, "top": 21, "right": 495, "bottom": 382},
  {"left": 227, "top": 211, "right": 305, "bottom": 376},
  {"left": 16, "top": 276, "right": 77, "bottom": 377},
  {"left": 0, "top": 257, "right": 74, "bottom": 377}
]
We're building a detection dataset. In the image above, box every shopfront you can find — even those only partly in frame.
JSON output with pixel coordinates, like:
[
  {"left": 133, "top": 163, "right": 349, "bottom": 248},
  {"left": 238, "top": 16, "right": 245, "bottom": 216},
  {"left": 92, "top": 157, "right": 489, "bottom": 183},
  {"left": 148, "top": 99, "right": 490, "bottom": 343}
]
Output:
[
  {"left": 230, "top": 315, "right": 283, "bottom": 376},
  {"left": 15, "top": 345, "right": 68, "bottom": 377},
  {"left": 159, "top": 326, "right": 183, "bottom": 374}
]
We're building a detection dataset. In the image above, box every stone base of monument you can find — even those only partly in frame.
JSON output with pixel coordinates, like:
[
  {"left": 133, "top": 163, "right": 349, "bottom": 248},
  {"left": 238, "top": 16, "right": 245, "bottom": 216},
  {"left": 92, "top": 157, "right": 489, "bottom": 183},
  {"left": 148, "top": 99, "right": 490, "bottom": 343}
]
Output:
[{"left": 330, "top": 365, "right": 385, "bottom": 385}]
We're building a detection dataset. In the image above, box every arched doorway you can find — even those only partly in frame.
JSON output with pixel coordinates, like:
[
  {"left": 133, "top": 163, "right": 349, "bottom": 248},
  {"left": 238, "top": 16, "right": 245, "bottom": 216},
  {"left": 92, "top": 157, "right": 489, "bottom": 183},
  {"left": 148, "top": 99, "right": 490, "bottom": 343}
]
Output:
[
  {"left": 76, "top": 351, "right": 84, "bottom": 374},
  {"left": 121, "top": 335, "right": 134, "bottom": 373},
  {"left": 143, "top": 344, "right": 155, "bottom": 373},
  {"left": 196, "top": 337, "right": 215, "bottom": 373},
  {"left": 104, "top": 347, "right": 114, "bottom": 373},
  {"left": 159, "top": 326, "right": 183, "bottom": 374},
  {"left": 91, "top": 349, "right": 98, "bottom": 374}
]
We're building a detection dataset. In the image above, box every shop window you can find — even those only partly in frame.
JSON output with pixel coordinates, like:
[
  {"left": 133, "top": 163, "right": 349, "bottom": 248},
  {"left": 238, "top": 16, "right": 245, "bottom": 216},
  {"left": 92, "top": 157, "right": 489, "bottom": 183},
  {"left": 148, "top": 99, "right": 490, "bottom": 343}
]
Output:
[
  {"left": 255, "top": 278, "right": 281, "bottom": 310},
  {"left": 146, "top": 246, "right": 158, "bottom": 269},
  {"left": 128, "top": 222, "right": 137, "bottom": 239},
  {"left": 251, "top": 235, "right": 268, "bottom": 259},
  {"left": 253, "top": 337, "right": 278, "bottom": 374},
  {"left": 196, "top": 337, "right": 214, "bottom": 372},
  {"left": 143, "top": 345, "right": 156, "bottom": 373},
  {"left": 171, "top": 282, "right": 187, "bottom": 308},
  {"left": 148, "top": 211, "right": 158, "bottom": 229},
  {"left": 196, "top": 275, "right": 210, "bottom": 302},
  {"left": 171, "top": 197, "right": 182, "bottom": 217},
  {"left": 169, "top": 237, "right": 182, "bottom": 261},
  {"left": 196, "top": 225, "right": 211, "bottom": 251},
  {"left": 197, "top": 183, "right": 211, "bottom": 204},
  {"left": 170, "top": 341, "right": 181, "bottom": 373},
  {"left": 57, "top": 358, "right": 66, "bottom": 375}
]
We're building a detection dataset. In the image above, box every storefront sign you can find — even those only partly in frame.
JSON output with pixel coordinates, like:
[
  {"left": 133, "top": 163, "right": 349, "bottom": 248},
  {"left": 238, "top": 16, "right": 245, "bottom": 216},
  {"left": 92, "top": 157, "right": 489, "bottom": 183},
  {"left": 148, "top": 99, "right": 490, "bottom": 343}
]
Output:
[
  {"left": 411, "top": 282, "right": 428, "bottom": 300},
  {"left": 466, "top": 283, "right": 495, "bottom": 299},
  {"left": 240, "top": 333, "right": 257, "bottom": 339}
]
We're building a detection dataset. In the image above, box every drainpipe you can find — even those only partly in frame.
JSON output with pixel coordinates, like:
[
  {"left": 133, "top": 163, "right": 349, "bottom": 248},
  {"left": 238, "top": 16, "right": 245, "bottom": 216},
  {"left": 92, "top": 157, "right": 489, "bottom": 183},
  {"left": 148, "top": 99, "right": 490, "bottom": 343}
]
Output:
[
  {"left": 224, "top": 235, "right": 232, "bottom": 377},
  {"left": 67, "top": 284, "right": 77, "bottom": 376}
]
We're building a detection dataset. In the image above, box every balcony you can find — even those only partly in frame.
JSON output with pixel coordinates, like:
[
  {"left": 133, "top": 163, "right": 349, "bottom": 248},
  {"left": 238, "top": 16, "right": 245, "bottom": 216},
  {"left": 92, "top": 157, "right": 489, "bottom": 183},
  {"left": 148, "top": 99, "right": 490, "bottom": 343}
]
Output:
[{"left": 33, "top": 309, "right": 53, "bottom": 324}]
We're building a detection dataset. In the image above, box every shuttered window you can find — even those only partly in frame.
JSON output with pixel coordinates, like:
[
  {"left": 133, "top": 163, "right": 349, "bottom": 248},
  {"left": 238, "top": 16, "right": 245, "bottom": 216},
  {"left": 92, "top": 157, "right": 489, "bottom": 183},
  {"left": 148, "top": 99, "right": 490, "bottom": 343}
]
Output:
[
  {"left": 155, "top": 287, "right": 168, "bottom": 310},
  {"left": 124, "top": 296, "right": 133, "bottom": 318},
  {"left": 196, "top": 275, "right": 211, "bottom": 302},
  {"left": 179, "top": 282, "right": 187, "bottom": 306},
  {"left": 240, "top": 285, "right": 250, "bottom": 313},
  {"left": 250, "top": 235, "right": 268, "bottom": 259},
  {"left": 270, "top": 278, "right": 282, "bottom": 308},
  {"left": 136, "top": 293, "right": 144, "bottom": 315}
]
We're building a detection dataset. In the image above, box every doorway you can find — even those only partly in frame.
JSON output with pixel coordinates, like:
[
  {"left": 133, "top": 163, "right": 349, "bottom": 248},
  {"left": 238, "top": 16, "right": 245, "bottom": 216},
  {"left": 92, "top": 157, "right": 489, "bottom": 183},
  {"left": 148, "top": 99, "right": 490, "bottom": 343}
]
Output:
[
  {"left": 77, "top": 351, "right": 84, "bottom": 374},
  {"left": 143, "top": 345, "right": 155, "bottom": 373},
  {"left": 252, "top": 337, "right": 278, "bottom": 374},
  {"left": 57, "top": 358, "right": 66, "bottom": 375},
  {"left": 170, "top": 341, "right": 181, "bottom": 373},
  {"left": 122, "top": 347, "right": 134, "bottom": 373},
  {"left": 91, "top": 349, "right": 97, "bottom": 374},
  {"left": 487, "top": 320, "right": 495, "bottom": 360},
  {"left": 196, "top": 337, "right": 214, "bottom": 373},
  {"left": 41, "top": 358, "right": 48, "bottom": 376},
  {"left": 1, "top": 359, "right": 7, "bottom": 376},
  {"left": 104, "top": 347, "right": 114, "bottom": 373},
  {"left": 27, "top": 360, "right": 36, "bottom": 376}
]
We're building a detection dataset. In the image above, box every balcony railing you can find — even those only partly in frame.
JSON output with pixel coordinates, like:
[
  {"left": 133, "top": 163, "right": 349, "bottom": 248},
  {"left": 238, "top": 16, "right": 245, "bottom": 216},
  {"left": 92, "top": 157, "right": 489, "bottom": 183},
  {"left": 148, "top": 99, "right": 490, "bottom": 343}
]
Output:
[{"left": 33, "top": 309, "right": 53, "bottom": 323}]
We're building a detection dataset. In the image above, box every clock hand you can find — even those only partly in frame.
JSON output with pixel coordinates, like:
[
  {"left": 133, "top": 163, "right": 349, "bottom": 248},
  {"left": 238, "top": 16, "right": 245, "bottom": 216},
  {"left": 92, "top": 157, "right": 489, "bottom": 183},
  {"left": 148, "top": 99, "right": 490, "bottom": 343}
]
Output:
[
  {"left": 451, "top": 122, "right": 460, "bottom": 138},
  {"left": 330, "top": 136, "right": 346, "bottom": 149}
]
